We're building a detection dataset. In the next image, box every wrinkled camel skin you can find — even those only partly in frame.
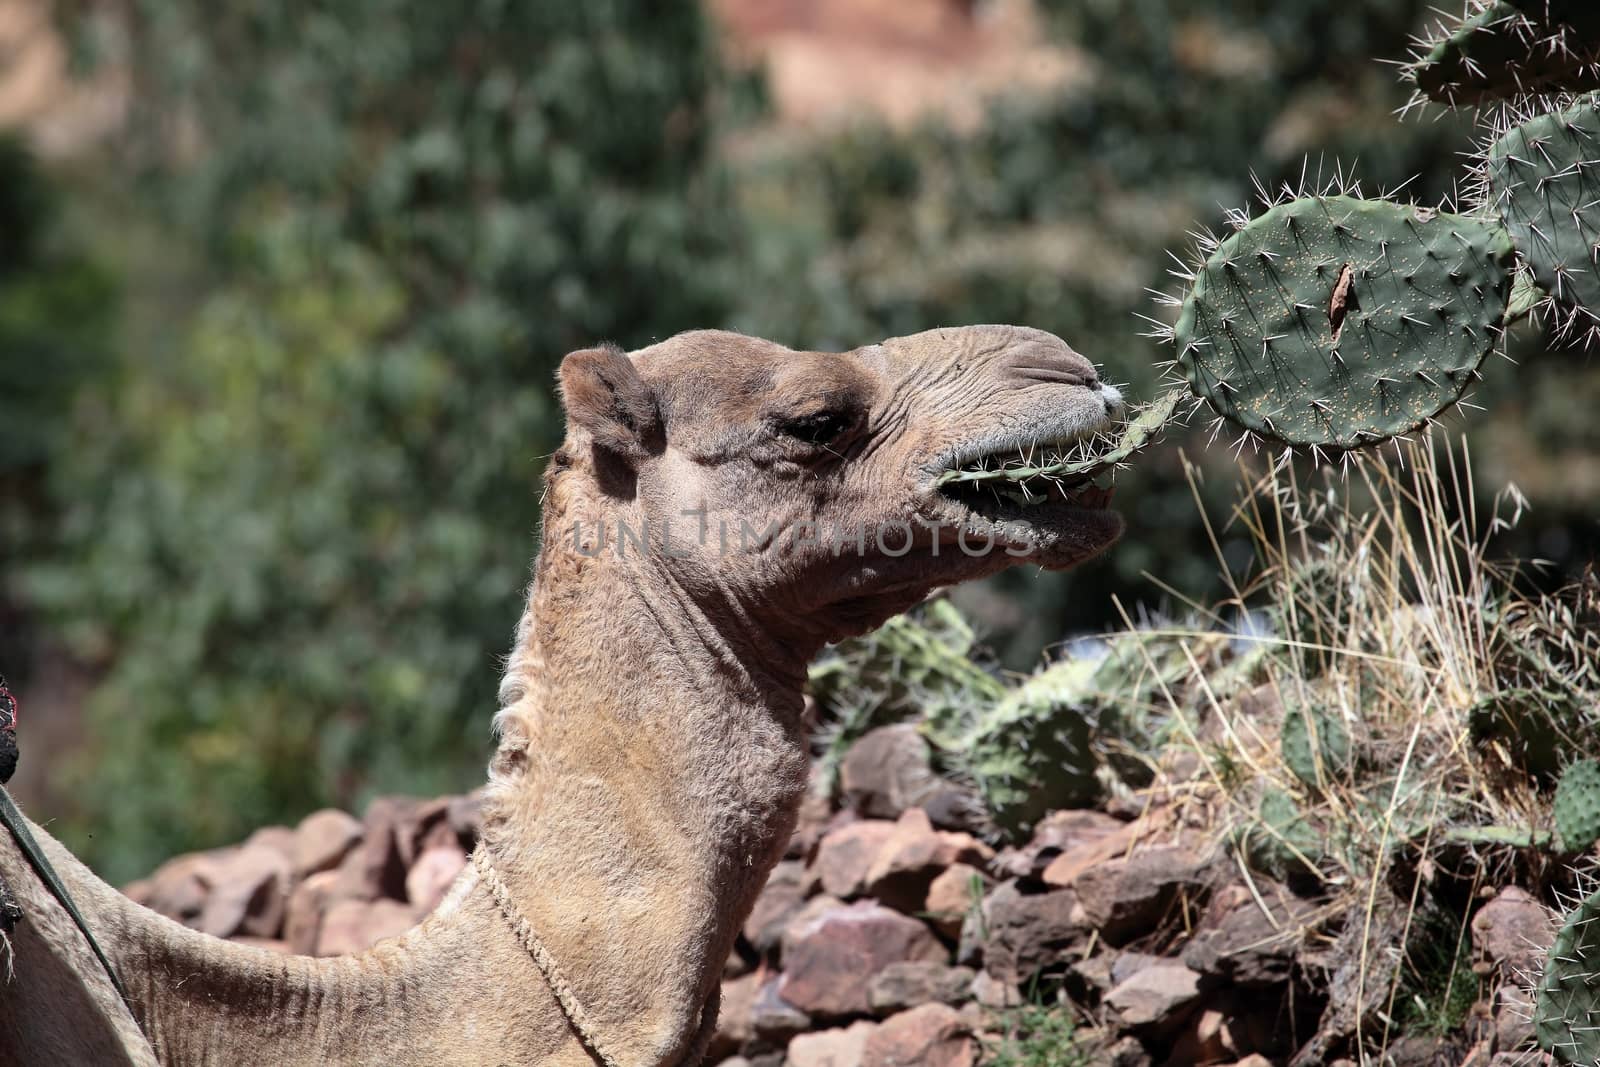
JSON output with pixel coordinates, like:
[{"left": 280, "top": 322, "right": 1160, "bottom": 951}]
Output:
[{"left": 0, "top": 325, "right": 1123, "bottom": 1066}]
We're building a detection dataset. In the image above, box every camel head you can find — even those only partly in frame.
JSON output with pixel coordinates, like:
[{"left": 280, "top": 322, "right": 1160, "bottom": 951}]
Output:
[{"left": 548, "top": 325, "right": 1125, "bottom": 646}]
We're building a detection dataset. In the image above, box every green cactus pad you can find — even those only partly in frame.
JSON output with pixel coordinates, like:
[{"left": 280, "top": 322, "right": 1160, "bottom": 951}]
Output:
[
  {"left": 1536, "top": 886, "right": 1600, "bottom": 1065},
  {"left": 1409, "top": 3, "right": 1600, "bottom": 106},
  {"left": 1488, "top": 94, "right": 1600, "bottom": 330},
  {"left": 1555, "top": 758, "right": 1600, "bottom": 851},
  {"left": 1174, "top": 196, "right": 1514, "bottom": 450},
  {"left": 952, "top": 679, "right": 1100, "bottom": 837},
  {"left": 1282, "top": 703, "right": 1353, "bottom": 790}
]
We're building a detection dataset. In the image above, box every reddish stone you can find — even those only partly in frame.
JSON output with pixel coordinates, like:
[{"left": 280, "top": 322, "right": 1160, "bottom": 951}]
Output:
[
  {"left": 861, "top": 1004, "right": 977, "bottom": 1067},
  {"left": 291, "top": 808, "right": 364, "bottom": 879},
  {"left": 406, "top": 843, "right": 467, "bottom": 916},
  {"left": 284, "top": 869, "right": 342, "bottom": 956},
  {"left": 863, "top": 809, "right": 992, "bottom": 913},
  {"left": 924, "top": 863, "right": 987, "bottom": 938},
  {"left": 315, "top": 897, "right": 416, "bottom": 956},
  {"left": 198, "top": 844, "right": 291, "bottom": 939},
  {"left": 788, "top": 1021, "right": 878, "bottom": 1067},
  {"left": 814, "top": 820, "right": 898, "bottom": 899},
  {"left": 778, "top": 902, "right": 947, "bottom": 1018}
]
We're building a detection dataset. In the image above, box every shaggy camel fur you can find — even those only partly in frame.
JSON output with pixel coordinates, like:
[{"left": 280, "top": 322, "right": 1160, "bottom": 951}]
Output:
[{"left": 0, "top": 325, "right": 1124, "bottom": 1066}]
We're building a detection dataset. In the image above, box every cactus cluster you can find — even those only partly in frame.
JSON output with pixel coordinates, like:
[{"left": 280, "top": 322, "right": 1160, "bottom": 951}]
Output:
[
  {"left": 1150, "top": 28, "right": 1600, "bottom": 451},
  {"left": 1536, "top": 885, "right": 1600, "bottom": 1065},
  {"left": 1555, "top": 758, "right": 1600, "bottom": 852}
]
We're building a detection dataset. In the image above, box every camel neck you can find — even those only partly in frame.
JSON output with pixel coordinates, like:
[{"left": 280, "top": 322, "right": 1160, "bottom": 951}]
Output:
[{"left": 480, "top": 544, "right": 815, "bottom": 1064}]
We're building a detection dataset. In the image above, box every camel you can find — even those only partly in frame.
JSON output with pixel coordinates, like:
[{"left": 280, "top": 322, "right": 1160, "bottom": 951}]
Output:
[{"left": 0, "top": 324, "right": 1126, "bottom": 1066}]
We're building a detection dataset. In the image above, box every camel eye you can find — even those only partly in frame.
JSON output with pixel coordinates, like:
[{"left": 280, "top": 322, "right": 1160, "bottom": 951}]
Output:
[{"left": 779, "top": 410, "right": 855, "bottom": 448}]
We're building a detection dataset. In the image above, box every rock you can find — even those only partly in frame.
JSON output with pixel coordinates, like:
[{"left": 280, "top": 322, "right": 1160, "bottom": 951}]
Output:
[
  {"left": 143, "top": 852, "right": 222, "bottom": 927},
  {"left": 744, "top": 860, "right": 809, "bottom": 956},
  {"left": 787, "top": 786, "right": 836, "bottom": 861},
  {"left": 998, "top": 809, "right": 1126, "bottom": 881},
  {"left": 333, "top": 797, "right": 412, "bottom": 902},
  {"left": 1105, "top": 1035, "right": 1152, "bottom": 1067},
  {"left": 861, "top": 1004, "right": 977, "bottom": 1067},
  {"left": 980, "top": 881, "right": 1089, "bottom": 986},
  {"left": 712, "top": 971, "right": 762, "bottom": 1061},
  {"left": 778, "top": 901, "right": 947, "bottom": 1018},
  {"left": 780, "top": 894, "right": 847, "bottom": 963},
  {"left": 970, "top": 970, "right": 1020, "bottom": 1009},
  {"left": 314, "top": 897, "right": 416, "bottom": 956},
  {"left": 863, "top": 809, "right": 992, "bottom": 914},
  {"left": 1493, "top": 983, "right": 1536, "bottom": 1053},
  {"left": 244, "top": 826, "right": 297, "bottom": 865},
  {"left": 787, "top": 1021, "right": 878, "bottom": 1067},
  {"left": 1060, "top": 845, "right": 1209, "bottom": 945},
  {"left": 396, "top": 796, "right": 456, "bottom": 863},
  {"left": 1471, "top": 886, "right": 1553, "bottom": 981},
  {"left": 1067, "top": 954, "right": 1115, "bottom": 999},
  {"left": 752, "top": 975, "right": 812, "bottom": 1041},
  {"left": 291, "top": 809, "right": 364, "bottom": 879},
  {"left": 924, "top": 863, "right": 987, "bottom": 939},
  {"left": 1104, "top": 959, "right": 1202, "bottom": 1030},
  {"left": 1110, "top": 951, "right": 1165, "bottom": 988},
  {"left": 866, "top": 961, "right": 975, "bottom": 1015},
  {"left": 406, "top": 843, "right": 467, "bottom": 916},
  {"left": 1182, "top": 881, "right": 1314, "bottom": 987},
  {"left": 284, "top": 869, "right": 342, "bottom": 955},
  {"left": 446, "top": 791, "right": 484, "bottom": 848},
  {"left": 841, "top": 725, "right": 940, "bottom": 820},
  {"left": 197, "top": 844, "right": 292, "bottom": 939},
  {"left": 814, "top": 820, "right": 898, "bottom": 899},
  {"left": 918, "top": 785, "right": 989, "bottom": 837}
]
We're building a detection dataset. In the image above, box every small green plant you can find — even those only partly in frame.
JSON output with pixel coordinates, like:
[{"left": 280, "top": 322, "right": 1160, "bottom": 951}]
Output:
[
  {"left": 985, "top": 997, "right": 1092, "bottom": 1067},
  {"left": 1398, "top": 909, "right": 1480, "bottom": 1038}
]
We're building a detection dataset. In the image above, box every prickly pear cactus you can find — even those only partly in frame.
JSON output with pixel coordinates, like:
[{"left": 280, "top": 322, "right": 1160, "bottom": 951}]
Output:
[
  {"left": 947, "top": 675, "right": 1100, "bottom": 837},
  {"left": 1407, "top": 2, "right": 1600, "bottom": 107},
  {"left": 1173, "top": 195, "right": 1515, "bottom": 450},
  {"left": 1487, "top": 94, "right": 1600, "bottom": 337},
  {"left": 1555, "top": 758, "right": 1600, "bottom": 851},
  {"left": 1282, "top": 703, "right": 1353, "bottom": 790},
  {"left": 1536, "top": 885, "right": 1600, "bottom": 1065},
  {"left": 1242, "top": 788, "right": 1324, "bottom": 882}
]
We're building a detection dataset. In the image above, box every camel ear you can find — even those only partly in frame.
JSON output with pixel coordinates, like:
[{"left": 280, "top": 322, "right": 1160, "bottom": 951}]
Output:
[{"left": 558, "top": 345, "right": 661, "bottom": 461}]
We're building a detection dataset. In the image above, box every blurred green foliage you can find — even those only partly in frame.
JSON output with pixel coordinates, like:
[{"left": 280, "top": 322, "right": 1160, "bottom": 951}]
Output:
[
  {"left": 18, "top": 0, "right": 739, "bottom": 879},
  {"left": 3, "top": 0, "right": 1597, "bottom": 878}
]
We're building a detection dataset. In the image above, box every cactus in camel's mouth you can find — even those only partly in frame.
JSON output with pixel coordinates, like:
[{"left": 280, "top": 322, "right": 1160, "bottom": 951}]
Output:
[{"left": 934, "top": 390, "right": 1183, "bottom": 508}]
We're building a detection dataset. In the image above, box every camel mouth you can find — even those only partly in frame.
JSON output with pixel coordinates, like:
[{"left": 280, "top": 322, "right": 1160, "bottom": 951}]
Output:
[
  {"left": 931, "top": 419, "right": 1128, "bottom": 514},
  {"left": 923, "top": 391, "right": 1180, "bottom": 566}
]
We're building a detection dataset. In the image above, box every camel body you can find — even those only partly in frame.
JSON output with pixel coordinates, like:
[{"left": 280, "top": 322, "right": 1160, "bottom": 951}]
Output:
[{"left": 0, "top": 326, "right": 1123, "bottom": 1065}]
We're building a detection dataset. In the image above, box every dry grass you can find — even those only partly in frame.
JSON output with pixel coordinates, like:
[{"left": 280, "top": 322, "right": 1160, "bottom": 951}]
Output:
[{"left": 1115, "top": 437, "right": 1600, "bottom": 1059}]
